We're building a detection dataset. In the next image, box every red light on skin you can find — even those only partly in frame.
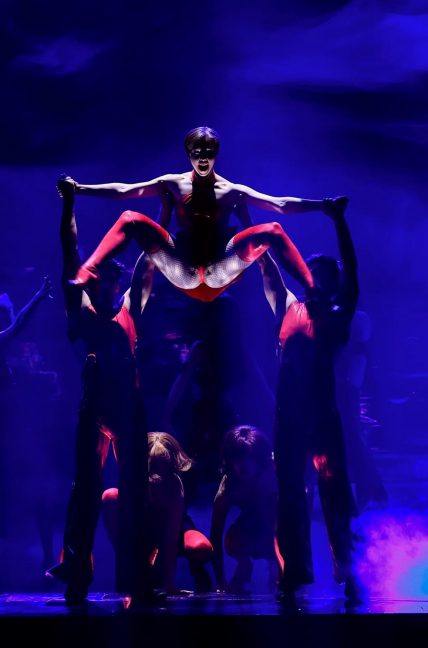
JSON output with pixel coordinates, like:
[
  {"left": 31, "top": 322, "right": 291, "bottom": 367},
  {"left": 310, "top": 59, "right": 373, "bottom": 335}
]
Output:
[
  {"left": 313, "top": 454, "right": 333, "bottom": 478},
  {"left": 274, "top": 537, "right": 285, "bottom": 574},
  {"left": 149, "top": 548, "right": 159, "bottom": 567},
  {"left": 57, "top": 548, "right": 94, "bottom": 571},
  {"left": 183, "top": 530, "right": 213, "bottom": 562}
]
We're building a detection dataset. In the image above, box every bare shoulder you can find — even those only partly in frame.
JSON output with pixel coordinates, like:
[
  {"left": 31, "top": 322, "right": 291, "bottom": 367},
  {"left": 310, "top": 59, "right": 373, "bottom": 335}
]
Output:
[
  {"left": 176, "top": 171, "right": 197, "bottom": 181},
  {"left": 214, "top": 173, "right": 233, "bottom": 189},
  {"left": 169, "top": 171, "right": 193, "bottom": 190},
  {"left": 214, "top": 175, "right": 240, "bottom": 202},
  {"left": 222, "top": 180, "right": 253, "bottom": 200},
  {"left": 159, "top": 173, "right": 184, "bottom": 186}
]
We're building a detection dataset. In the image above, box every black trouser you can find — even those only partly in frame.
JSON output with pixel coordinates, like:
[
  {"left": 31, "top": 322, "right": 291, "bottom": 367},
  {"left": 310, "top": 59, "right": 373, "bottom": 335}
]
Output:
[
  {"left": 275, "top": 375, "right": 356, "bottom": 588},
  {"left": 62, "top": 355, "right": 150, "bottom": 595}
]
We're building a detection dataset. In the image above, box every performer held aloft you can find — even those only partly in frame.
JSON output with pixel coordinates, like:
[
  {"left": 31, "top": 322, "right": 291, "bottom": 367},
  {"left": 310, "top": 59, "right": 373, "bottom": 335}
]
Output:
[
  {"left": 259, "top": 197, "right": 363, "bottom": 607},
  {"left": 62, "top": 126, "right": 345, "bottom": 302},
  {"left": 47, "top": 177, "right": 153, "bottom": 605}
]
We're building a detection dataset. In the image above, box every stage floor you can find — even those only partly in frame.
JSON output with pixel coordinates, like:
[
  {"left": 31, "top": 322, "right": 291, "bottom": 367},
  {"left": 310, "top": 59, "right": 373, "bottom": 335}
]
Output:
[
  {"left": 0, "top": 591, "right": 427, "bottom": 616},
  {"left": 0, "top": 592, "right": 427, "bottom": 648},
  {"left": 1, "top": 458, "right": 427, "bottom": 645}
]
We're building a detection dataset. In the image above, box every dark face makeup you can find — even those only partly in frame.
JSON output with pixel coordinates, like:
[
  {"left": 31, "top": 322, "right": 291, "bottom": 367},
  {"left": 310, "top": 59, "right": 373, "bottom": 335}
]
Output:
[
  {"left": 188, "top": 142, "right": 218, "bottom": 177},
  {"left": 189, "top": 147, "right": 217, "bottom": 160}
]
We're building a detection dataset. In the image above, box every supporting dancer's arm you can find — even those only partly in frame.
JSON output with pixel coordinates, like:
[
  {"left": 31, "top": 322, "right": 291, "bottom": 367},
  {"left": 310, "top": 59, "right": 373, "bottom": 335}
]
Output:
[
  {"left": 150, "top": 473, "right": 185, "bottom": 594},
  {"left": 0, "top": 277, "right": 52, "bottom": 344},
  {"left": 234, "top": 183, "right": 347, "bottom": 216},
  {"left": 59, "top": 176, "right": 91, "bottom": 317},
  {"left": 210, "top": 477, "right": 230, "bottom": 592},
  {"left": 324, "top": 198, "right": 359, "bottom": 313}
]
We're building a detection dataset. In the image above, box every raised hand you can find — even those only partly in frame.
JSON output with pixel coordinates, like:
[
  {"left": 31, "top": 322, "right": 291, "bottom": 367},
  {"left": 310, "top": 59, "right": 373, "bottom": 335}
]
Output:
[
  {"left": 38, "top": 275, "right": 54, "bottom": 300},
  {"left": 57, "top": 174, "right": 76, "bottom": 201},
  {"left": 322, "top": 196, "right": 348, "bottom": 220}
]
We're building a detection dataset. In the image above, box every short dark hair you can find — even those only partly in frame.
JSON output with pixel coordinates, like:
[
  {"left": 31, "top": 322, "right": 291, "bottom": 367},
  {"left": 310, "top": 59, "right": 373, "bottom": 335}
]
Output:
[
  {"left": 221, "top": 425, "right": 272, "bottom": 475},
  {"left": 184, "top": 126, "right": 220, "bottom": 155},
  {"left": 306, "top": 254, "right": 340, "bottom": 279}
]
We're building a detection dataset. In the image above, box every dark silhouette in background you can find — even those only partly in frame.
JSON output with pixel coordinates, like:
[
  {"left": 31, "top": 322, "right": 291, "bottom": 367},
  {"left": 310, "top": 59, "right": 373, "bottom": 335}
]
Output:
[
  {"left": 0, "top": 278, "right": 52, "bottom": 554},
  {"left": 335, "top": 308, "right": 387, "bottom": 511}
]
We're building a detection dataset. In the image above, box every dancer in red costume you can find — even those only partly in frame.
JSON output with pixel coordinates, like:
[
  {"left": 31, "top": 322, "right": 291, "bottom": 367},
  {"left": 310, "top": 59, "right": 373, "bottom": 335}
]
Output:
[
  {"left": 102, "top": 432, "right": 213, "bottom": 595},
  {"left": 63, "top": 127, "right": 346, "bottom": 302}
]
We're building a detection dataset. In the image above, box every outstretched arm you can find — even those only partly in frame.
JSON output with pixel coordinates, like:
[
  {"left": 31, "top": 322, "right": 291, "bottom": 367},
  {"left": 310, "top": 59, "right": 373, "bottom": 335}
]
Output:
[
  {"left": 67, "top": 174, "right": 178, "bottom": 200},
  {"left": 210, "top": 477, "right": 230, "bottom": 592},
  {"left": 151, "top": 474, "right": 185, "bottom": 594},
  {"left": 234, "top": 183, "right": 330, "bottom": 216},
  {"left": 0, "top": 277, "right": 52, "bottom": 344},
  {"left": 324, "top": 197, "right": 359, "bottom": 312},
  {"left": 59, "top": 176, "right": 80, "bottom": 281}
]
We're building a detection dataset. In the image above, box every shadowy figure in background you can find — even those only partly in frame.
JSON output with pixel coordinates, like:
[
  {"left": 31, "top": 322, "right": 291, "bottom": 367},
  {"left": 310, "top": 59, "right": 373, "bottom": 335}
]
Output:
[
  {"left": 6, "top": 338, "right": 62, "bottom": 579},
  {"left": 335, "top": 309, "right": 387, "bottom": 511},
  {"left": 135, "top": 279, "right": 194, "bottom": 433},
  {"left": 163, "top": 293, "right": 275, "bottom": 494},
  {"left": 0, "top": 278, "right": 52, "bottom": 370},
  {"left": 0, "top": 278, "right": 51, "bottom": 552},
  {"left": 47, "top": 177, "right": 153, "bottom": 605},
  {"left": 102, "top": 432, "right": 213, "bottom": 595},
  {"left": 163, "top": 296, "right": 241, "bottom": 486},
  {"left": 260, "top": 197, "right": 363, "bottom": 608},
  {"left": 210, "top": 425, "right": 278, "bottom": 594}
]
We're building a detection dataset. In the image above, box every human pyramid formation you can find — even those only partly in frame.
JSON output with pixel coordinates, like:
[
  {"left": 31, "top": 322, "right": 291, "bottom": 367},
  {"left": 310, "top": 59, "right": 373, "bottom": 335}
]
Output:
[{"left": 46, "top": 126, "right": 363, "bottom": 609}]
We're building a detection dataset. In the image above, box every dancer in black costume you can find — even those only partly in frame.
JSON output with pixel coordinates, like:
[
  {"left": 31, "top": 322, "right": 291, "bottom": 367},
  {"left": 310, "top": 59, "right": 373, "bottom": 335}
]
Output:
[
  {"left": 259, "top": 197, "right": 362, "bottom": 607},
  {"left": 48, "top": 178, "right": 153, "bottom": 605}
]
